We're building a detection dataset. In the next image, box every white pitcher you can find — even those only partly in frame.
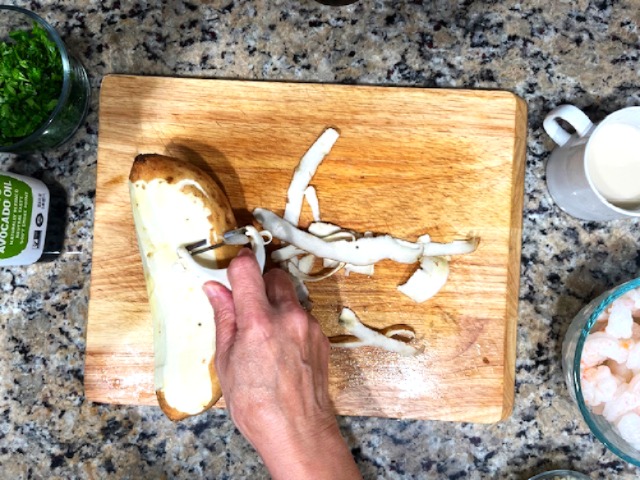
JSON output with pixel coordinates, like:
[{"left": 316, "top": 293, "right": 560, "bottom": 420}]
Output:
[{"left": 544, "top": 105, "right": 640, "bottom": 221}]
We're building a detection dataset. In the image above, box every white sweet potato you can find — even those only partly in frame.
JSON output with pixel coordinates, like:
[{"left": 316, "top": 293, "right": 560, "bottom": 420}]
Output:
[{"left": 129, "top": 154, "right": 238, "bottom": 421}]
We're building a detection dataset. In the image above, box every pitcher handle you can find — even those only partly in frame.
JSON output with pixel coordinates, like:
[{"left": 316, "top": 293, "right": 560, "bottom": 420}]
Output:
[{"left": 543, "top": 105, "right": 594, "bottom": 147}]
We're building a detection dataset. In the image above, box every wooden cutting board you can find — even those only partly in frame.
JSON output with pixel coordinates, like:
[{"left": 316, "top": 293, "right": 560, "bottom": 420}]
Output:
[{"left": 86, "top": 75, "right": 526, "bottom": 423}]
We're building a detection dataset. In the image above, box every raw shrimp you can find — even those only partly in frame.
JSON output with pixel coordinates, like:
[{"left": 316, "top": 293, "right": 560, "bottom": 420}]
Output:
[
  {"left": 606, "top": 359, "right": 635, "bottom": 383},
  {"left": 611, "top": 290, "right": 640, "bottom": 317},
  {"left": 581, "top": 331, "right": 630, "bottom": 368},
  {"left": 616, "top": 412, "right": 640, "bottom": 450},
  {"left": 602, "top": 375, "right": 640, "bottom": 423},
  {"left": 581, "top": 365, "right": 621, "bottom": 406},
  {"left": 628, "top": 343, "right": 640, "bottom": 371},
  {"left": 622, "top": 289, "right": 640, "bottom": 316},
  {"left": 583, "top": 291, "right": 640, "bottom": 452},
  {"left": 609, "top": 294, "right": 636, "bottom": 311},
  {"left": 605, "top": 300, "right": 634, "bottom": 339}
]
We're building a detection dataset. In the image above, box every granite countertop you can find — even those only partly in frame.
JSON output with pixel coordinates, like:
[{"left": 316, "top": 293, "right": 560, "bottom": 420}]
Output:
[{"left": 1, "top": 0, "right": 640, "bottom": 478}]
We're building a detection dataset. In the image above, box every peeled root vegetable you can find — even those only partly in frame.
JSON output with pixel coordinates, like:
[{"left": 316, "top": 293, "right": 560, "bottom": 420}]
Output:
[{"left": 129, "top": 154, "right": 238, "bottom": 421}]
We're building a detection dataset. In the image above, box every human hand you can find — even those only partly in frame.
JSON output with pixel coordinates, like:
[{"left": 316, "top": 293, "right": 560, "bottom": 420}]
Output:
[{"left": 203, "top": 248, "right": 361, "bottom": 480}]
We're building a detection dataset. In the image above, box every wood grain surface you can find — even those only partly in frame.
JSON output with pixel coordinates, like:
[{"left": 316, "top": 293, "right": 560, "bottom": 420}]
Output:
[{"left": 85, "top": 75, "right": 526, "bottom": 423}]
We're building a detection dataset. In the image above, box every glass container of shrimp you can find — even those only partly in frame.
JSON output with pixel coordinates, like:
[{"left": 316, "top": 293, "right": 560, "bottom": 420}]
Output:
[
  {"left": 528, "top": 469, "right": 590, "bottom": 480},
  {"left": 562, "top": 277, "right": 640, "bottom": 467}
]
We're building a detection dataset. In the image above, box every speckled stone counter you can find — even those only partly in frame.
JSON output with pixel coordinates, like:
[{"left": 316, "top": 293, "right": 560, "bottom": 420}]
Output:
[{"left": 1, "top": 1, "right": 640, "bottom": 478}]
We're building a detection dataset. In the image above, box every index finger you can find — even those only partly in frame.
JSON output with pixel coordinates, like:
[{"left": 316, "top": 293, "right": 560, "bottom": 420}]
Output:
[{"left": 227, "top": 248, "right": 270, "bottom": 324}]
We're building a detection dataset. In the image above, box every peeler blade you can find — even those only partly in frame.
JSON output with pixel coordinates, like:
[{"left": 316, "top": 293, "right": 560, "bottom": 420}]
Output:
[{"left": 184, "top": 228, "right": 250, "bottom": 256}]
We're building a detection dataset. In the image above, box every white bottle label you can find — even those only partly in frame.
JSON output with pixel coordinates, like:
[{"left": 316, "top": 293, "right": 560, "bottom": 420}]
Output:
[{"left": 0, "top": 172, "right": 50, "bottom": 266}]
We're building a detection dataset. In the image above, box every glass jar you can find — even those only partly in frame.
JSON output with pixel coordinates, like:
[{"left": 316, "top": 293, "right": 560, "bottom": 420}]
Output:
[
  {"left": 315, "top": 1, "right": 359, "bottom": 5},
  {"left": 528, "top": 470, "right": 590, "bottom": 480},
  {"left": 0, "top": 6, "right": 90, "bottom": 153}
]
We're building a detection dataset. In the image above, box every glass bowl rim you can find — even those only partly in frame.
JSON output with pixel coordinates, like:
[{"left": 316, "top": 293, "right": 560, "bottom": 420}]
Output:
[
  {"left": 572, "top": 276, "right": 640, "bottom": 467},
  {"left": 528, "top": 469, "right": 591, "bottom": 479},
  {"left": 0, "top": 6, "right": 71, "bottom": 153}
]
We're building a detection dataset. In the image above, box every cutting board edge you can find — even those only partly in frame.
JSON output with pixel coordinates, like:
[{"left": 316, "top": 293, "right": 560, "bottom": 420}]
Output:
[
  {"left": 499, "top": 95, "right": 528, "bottom": 421},
  {"left": 100, "top": 73, "right": 528, "bottom": 103},
  {"left": 82, "top": 394, "right": 505, "bottom": 424}
]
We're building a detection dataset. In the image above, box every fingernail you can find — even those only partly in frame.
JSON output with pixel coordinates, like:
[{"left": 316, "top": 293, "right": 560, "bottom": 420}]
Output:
[
  {"left": 237, "top": 247, "right": 254, "bottom": 258},
  {"left": 202, "top": 281, "right": 220, "bottom": 299}
]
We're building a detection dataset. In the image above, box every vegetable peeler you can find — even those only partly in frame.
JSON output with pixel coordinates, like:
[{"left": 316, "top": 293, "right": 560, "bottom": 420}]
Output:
[
  {"left": 183, "top": 228, "right": 252, "bottom": 256},
  {"left": 176, "top": 226, "right": 270, "bottom": 289}
]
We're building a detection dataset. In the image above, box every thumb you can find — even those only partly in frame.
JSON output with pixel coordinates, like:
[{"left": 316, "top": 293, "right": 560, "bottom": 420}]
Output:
[{"left": 203, "top": 281, "right": 237, "bottom": 368}]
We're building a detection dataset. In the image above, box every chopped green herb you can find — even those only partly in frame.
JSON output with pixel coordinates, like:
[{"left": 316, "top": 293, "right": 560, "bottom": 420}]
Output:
[{"left": 0, "top": 22, "right": 63, "bottom": 146}]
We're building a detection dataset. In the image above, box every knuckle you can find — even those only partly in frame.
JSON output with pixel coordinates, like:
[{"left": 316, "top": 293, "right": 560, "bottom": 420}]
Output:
[
  {"left": 282, "top": 309, "right": 310, "bottom": 339},
  {"left": 273, "top": 268, "right": 293, "bottom": 284},
  {"left": 246, "top": 313, "right": 275, "bottom": 337},
  {"left": 264, "top": 267, "right": 286, "bottom": 282},
  {"left": 290, "top": 309, "right": 310, "bottom": 328}
]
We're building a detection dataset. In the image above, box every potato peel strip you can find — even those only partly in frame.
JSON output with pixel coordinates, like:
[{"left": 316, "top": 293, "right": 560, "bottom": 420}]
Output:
[
  {"left": 304, "top": 186, "right": 321, "bottom": 223},
  {"left": 255, "top": 208, "right": 424, "bottom": 265},
  {"left": 283, "top": 128, "right": 339, "bottom": 226},
  {"left": 330, "top": 308, "right": 420, "bottom": 356}
]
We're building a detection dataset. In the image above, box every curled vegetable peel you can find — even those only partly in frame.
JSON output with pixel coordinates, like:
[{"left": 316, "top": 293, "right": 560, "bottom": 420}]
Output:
[
  {"left": 255, "top": 207, "right": 426, "bottom": 265},
  {"left": 284, "top": 128, "right": 339, "bottom": 226},
  {"left": 304, "top": 186, "right": 321, "bottom": 222},
  {"left": 287, "top": 259, "right": 345, "bottom": 283},
  {"left": 329, "top": 308, "right": 421, "bottom": 356},
  {"left": 398, "top": 256, "right": 450, "bottom": 303},
  {"left": 420, "top": 237, "right": 480, "bottom": 256},
  {"left": 256, "top": 207, "right": 478, "bottom": 267},
  {"left": 255, "top": 206, "right": 478, "bottom": 302}
]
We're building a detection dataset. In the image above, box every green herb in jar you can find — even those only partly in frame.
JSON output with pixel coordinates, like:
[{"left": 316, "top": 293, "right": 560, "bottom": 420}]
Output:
[{"left": 0, "top": 22, "right": 63, "bottom": 146}]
